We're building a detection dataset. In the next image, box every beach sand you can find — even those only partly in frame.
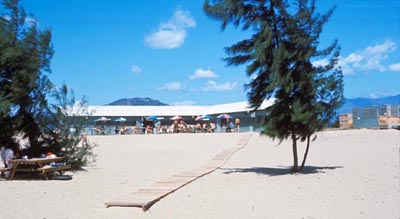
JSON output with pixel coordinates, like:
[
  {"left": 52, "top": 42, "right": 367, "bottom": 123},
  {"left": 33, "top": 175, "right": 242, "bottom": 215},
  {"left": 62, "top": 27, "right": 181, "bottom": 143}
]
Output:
[{"left": 0, "top": 129, "right": 399, "bottom": 219}]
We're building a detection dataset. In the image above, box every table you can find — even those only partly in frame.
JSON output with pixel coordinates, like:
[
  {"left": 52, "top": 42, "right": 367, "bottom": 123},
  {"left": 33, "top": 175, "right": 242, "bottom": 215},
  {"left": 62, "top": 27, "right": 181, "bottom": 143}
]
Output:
[{"left": 7, "top": 157, "right": 71, "bottom": 180}]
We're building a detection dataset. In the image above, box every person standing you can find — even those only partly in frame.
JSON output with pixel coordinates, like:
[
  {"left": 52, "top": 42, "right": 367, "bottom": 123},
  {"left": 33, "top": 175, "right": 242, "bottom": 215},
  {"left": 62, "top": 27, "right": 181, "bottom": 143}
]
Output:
[
  {"left": 235, "top": 118, "right": 241, "bottom": 132},
  {"left": 81, "top": 131, "right": 88, "bottom": 146},
  {"left": 4, "top": 145, "right": 15, "bottom": 178},
  {"left": 0, "top": 142, "right": 6, "bottom": 168}
]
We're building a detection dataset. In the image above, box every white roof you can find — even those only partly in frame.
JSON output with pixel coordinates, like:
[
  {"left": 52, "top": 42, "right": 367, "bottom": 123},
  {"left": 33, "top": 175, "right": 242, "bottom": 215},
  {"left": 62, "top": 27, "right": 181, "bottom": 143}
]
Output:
[{"left": 70, "top": 99, "right": 275, "bottom": 117}]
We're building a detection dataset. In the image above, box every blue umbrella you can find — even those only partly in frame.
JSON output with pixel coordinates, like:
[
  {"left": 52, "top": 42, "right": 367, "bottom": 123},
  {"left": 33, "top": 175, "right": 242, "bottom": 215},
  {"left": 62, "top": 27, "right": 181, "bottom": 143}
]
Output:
[
  {"left": 195, "top": 114, "right": 214, "bottom": 121},
  {"left": 115, "top": 117, "right": 127, "bottom": 122},
  {"left": 146, "top": 115, "right": 164, "bottom": 121},
  {"left": 201, "top": 114, "right": 214, "bottom": 120},
  {"left": 95, "top": 117, "right": 110, "bottom": 122}
]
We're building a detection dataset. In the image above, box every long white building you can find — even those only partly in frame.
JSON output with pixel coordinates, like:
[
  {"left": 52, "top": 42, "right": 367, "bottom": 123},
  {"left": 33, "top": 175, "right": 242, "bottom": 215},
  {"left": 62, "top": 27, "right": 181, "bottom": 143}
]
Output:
[{"left": 77, "top": 99, "right": 275, "bottom": 134}]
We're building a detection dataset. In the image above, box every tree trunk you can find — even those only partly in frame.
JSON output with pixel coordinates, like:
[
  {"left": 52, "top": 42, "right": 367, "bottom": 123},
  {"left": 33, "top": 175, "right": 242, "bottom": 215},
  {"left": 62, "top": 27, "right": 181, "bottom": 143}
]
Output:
[
  {"left": 291, "top": 132, "right": 298, "bottom": 173},
  {"left": 299, "top": 135, "right": 311, "bottom": 172}
]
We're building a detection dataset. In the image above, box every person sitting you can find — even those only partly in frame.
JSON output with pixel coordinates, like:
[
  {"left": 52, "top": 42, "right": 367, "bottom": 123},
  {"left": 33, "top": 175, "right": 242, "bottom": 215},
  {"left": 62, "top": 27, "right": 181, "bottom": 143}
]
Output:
[
  {"left": 173, "top": 120, "right": 179, "bottom": 133},
  {"left": 93, "top": 126, "right": 101, "bottom": 134},
  {"left": 179, "top": 120, "right": 188, "bottom": 133},
  {"left": 162, "top": 125, "right": 168, "bottom": 133},
  {"left": 227, "top": 121, "right": 234, "bottom": 132},
  {"left": 210, "top": 122, "right": 216, "bottom": 133},
  {"left": 156, "top": 124, "right": 162, "bottom": 134},
  {"left": 119, "top": 125, "right": 128, "bottom": 134},
  {"left": 133, "top": 125, "right": 139, "bottom": 134},
  {"left": 202, "top": 123, "right": 207, "bottom": 133},
  {"left": 196, "top": 123, "right": 202, "bottom": 133},
  {"left": 146, "top": 125, "right": 153, "bottom": 134},
  {"left": 94, "top": 126, "right": 105, "bottom": 135}
]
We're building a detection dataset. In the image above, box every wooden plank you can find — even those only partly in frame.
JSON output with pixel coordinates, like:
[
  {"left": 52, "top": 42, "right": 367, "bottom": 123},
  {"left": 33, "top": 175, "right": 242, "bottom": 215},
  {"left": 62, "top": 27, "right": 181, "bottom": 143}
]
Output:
[
  {"left": 105, "top": 201, "right": 145, "bottom": 208},
  {"left": 105, "top": 133, "right": 253, "bottom": 211},
  {"left": 137, "top": 188, "right": 171, "bottom": 192}
]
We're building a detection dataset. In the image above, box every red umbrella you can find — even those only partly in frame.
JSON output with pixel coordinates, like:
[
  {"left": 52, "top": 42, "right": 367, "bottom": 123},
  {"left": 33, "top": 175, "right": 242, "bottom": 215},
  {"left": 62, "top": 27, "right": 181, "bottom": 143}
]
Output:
[
  {"left": 217, "top": 114, "right": 231, "bottom": 119},
  {"left": 194, "top": 116, "right": 203, "bottom": 121},
  {"left": 170, "top": 116, "right": 183, "bottom": 120}
]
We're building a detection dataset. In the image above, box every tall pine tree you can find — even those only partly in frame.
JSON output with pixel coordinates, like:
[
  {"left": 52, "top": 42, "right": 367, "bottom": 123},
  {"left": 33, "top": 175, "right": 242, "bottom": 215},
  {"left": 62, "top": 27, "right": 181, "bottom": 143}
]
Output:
[
  {"left": 1, "top": 0, "right": 95, "bottom": 168},
  {"left": 204, "top": 0, "right": 343, "bottom": 172},
  {"left": 0, "top": 0, "right": 53, "bottom": 151}
]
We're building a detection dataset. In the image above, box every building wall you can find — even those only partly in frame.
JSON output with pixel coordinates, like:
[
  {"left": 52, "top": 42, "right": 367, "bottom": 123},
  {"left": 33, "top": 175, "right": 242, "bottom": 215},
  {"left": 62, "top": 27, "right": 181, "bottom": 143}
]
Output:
[
  {"left": 81, "top": 110, "right": 268, "bottom": 135},
  {"left": 352, "top": 105, "right": 400, "bottom": 129},
  {"left": 339, "top": 114, "right": 353, "bottom": 129}
]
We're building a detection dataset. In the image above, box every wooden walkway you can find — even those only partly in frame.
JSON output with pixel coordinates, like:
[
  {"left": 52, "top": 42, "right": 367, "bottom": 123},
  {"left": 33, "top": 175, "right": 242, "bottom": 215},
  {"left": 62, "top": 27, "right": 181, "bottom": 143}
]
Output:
[{"left": 105, "top": 133, "right": 252, "bottom": 211}]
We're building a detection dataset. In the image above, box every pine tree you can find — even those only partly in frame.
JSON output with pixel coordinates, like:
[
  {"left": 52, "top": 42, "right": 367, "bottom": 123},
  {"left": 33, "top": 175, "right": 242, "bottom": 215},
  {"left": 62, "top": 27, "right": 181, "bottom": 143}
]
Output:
[
  {"left": 0, "top": 0, "right": 54, "bottom": 150},
  {"left": 204, "top": 0, "right": 343, "bottom": 172},
  {"left": 0, "top": 0, "right": 95, "bottom": 168},
  {"left": 46, "top": 85, "right": 96, "bottom": 168}
]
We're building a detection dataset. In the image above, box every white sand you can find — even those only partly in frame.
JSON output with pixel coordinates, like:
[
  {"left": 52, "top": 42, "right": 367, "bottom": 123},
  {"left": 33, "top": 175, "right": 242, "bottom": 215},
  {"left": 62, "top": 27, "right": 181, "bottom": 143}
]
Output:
[{"left": 0, "top": 129, "right": 399, "bottom": 219}]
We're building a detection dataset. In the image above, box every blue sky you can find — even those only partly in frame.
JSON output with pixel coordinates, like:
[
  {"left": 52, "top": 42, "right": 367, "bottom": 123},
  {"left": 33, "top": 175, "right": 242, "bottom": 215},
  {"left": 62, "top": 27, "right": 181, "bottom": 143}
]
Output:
[{"left": 4, "top": 0, "right": 400, "bottom": 105}]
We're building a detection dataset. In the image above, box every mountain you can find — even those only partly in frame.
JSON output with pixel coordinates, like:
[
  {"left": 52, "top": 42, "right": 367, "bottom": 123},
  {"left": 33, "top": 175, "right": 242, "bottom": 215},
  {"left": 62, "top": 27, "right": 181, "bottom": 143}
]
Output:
[
  {"left": 106, "top": 97, "right": 169, "bottom": 106},
  {"left": 339, "top": 94, "right": 400, "bottom": 114},
  {"left": 105, "top": 95, "right": 400, "bottom": 111}
]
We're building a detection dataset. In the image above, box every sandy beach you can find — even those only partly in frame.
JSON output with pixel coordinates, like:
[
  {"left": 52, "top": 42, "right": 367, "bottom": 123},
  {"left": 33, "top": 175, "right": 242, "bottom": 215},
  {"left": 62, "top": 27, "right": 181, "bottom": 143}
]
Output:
[{"left": 1, "top": 129, "right": 399, "bottom": 219}]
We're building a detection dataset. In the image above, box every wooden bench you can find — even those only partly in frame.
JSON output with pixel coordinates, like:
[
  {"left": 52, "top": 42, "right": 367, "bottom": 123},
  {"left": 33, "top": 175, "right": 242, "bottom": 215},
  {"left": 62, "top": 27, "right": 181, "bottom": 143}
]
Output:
[
  {"left": 8, "top": 165, "right": 71, "bottom": 180},
  {"left": 38, "top": 165, "right": 71, "bottom": 174},
  {"left": 0, "top": 167, "right": 10, "bottom": 176},
  {"left": 7, "top": 157, "right": 71, "bottom": 180}
]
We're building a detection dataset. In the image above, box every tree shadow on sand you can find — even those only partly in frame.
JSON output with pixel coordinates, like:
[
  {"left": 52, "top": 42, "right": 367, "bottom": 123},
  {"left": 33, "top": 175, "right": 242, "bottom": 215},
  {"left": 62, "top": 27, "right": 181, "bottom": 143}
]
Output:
[{"left": 220, "top": 165, "right": 343, "bottom": 176}]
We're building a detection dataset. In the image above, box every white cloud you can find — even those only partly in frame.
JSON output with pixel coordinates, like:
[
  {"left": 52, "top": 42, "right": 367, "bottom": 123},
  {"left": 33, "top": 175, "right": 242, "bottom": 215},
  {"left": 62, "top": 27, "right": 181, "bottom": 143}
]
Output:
[
  {"left": 159, "top": 82, "right": 184, "bottom": 91},
  {"left": 201, "top": 80, "right": 238, "bottom": 91},
  {"left": 190, "top": 68, "right": 218, "bottom": 80},
  {"left": 369, "top": 91, "right": 397, "bottom": 99},
  {"left": 161, "top": 10, "right": 195, "bottom": 30},
  {"left": 364, "top": 40, "right": 396, "bottom": 55},
  {"left": 388, "top": 63, "right": 400, "bottom": 71},
  {"left": 145, "top": 9, "right": 195, "bottom": 49},
  {"left": 339, "top": 40, "right": 398, "bottom": 75},
  {"left": 171, "top": 100, "right": 195, "bottom": 106},
  {"left": 131, "top": 65, "right": 142, "bottom": 74}
]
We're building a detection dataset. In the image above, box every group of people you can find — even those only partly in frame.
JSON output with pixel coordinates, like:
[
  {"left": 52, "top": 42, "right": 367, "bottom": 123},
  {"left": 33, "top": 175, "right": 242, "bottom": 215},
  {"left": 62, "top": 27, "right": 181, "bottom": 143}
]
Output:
[
  {"left": 114, "top": 125, "right": 128, "bottom": 135},
  {"left": 91, "top": 117, "right": 241, "bottom": 135}
]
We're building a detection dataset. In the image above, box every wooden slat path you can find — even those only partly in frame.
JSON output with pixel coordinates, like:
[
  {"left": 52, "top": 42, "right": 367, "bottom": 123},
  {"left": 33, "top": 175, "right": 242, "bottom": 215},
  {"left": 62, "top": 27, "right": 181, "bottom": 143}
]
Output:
[{"left": 105, "top": 133, "right": 252, "bottom": 211}]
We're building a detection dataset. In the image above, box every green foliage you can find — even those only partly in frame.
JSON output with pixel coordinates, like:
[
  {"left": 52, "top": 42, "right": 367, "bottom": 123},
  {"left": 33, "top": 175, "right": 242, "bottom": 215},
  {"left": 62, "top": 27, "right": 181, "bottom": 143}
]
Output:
[
  {"left": 46, "top": 85, "right": 96, "bottom": 169},
  {"left": 204, "top": 0, "right": 344, "bottom": 172},
  {"left": 0, "top": 0, "right": 95, "bottom": 169},
  {"left": 0, "top": 0, "right": 53, "bottom": 148}
]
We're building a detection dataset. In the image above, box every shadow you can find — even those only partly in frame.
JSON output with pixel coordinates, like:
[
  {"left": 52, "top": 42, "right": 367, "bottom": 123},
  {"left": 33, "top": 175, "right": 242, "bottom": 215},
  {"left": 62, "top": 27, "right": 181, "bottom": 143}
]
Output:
[
  {"left": 220, "top": 165, "right": 343, "bottom": 176},
  {"left": 4, "top": 173, "right": 74, "bottom": 181}
]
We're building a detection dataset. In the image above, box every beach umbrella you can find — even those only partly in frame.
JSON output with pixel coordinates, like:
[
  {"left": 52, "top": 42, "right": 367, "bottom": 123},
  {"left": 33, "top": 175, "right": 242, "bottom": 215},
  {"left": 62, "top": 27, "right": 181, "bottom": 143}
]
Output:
[
  {"left": 195, "top": 114, "right": 214, "bottom": 121},
  {"left": 115, "top": 117, "right": 127, "bottom": 122},
  {"left": 170, "top": 116, "right": 183, "bottom": 120},
  {"left": 217, "top": 114, "right": 231, "bottom": 119},
  {"left": 146, "top": 115, "right": 164, "bottom": 121},
  {"left": 194, "top": 116, "right": 203, "bottom": 121},
  {"left": 201, "top": 114, "right": 214, "bottom": 120},
  {"left": 95, "top": 117, "right": 110, "bottom": 122}
]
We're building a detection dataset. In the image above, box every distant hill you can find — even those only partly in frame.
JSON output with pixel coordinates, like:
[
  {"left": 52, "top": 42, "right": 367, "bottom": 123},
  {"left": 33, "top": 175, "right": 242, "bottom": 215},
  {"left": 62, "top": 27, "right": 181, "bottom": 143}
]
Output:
[
  {"left": 106, "top": 97, "right": 169, "bottom": 106},
  {"left": 105, "top": 95, "right": 399, "bottom": 111},
  {"left": 339, "top": 94, "right": 400, "bottom": 114}
]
